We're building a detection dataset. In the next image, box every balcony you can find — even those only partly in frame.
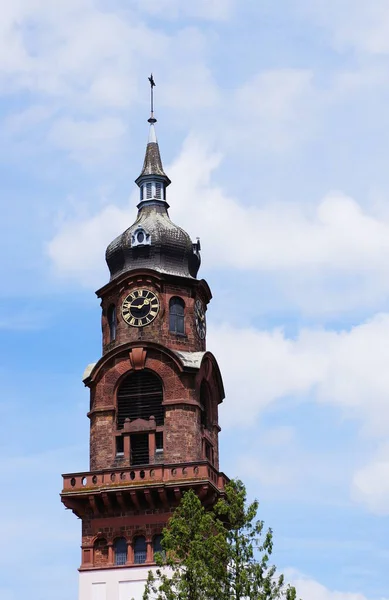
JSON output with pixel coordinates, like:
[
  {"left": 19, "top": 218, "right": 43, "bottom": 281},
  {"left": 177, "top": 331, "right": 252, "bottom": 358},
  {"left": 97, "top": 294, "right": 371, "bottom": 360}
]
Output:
[{"left": 61, "top": 461, "right": 228, "bottom": 517}]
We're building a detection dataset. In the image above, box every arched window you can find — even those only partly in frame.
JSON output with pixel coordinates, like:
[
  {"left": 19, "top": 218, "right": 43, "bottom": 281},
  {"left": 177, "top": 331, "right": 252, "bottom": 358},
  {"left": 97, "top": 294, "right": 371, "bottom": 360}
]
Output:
[
  {"left": 153, "top": 534, "right": 163, "bottom": 560},
  {"left": 134, "top": 536, "right": 147, "bottom": 564},
  {"left": 200, "top": 380, "right": 211, "bottom": 429},
  {"left": 117, "top": 371, "right": 164, "bottom": 430},
  {"left": 169, "top": 297, "right": 185, "bottom": 335},
  {"left": 114, "top": 537, "right": 127, "bottom": 565},
  {"left": 94, "top": 538, "right": 108, "bottom": 566},
  {"left": 107, "top": 304, "right": 116, "bottom": 342}
]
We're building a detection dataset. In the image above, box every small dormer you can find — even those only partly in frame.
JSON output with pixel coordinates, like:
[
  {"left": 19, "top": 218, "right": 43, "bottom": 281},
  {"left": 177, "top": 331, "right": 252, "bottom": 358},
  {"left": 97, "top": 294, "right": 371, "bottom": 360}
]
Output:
[{"left": 131, "top": 226, "right": 151, "bottom": 248}]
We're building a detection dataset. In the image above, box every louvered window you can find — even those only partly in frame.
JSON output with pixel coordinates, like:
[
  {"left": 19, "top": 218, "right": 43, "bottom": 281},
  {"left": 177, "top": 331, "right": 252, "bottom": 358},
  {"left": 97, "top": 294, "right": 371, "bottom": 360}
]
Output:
[
  {"left": 114, "top": 538, "right": 127, "bottom": 565},
  {"left": 107, "top": 304, "right": 116, "bottom": 342},
  {"left": 146, "top": 182, "right": 152, "bottom": 198},
  {"left": 130, "top": 433, "right": 149, "bottom": 465},
  {"left": 134, "top": 536, "right": 147, "bottom": 564},
  {"left": 169, "top": 297, "right": 185, "bottom": 335},
  {"left": 117, "top": 371, "right": 164, "bottom": 429},
  {"left": 155, "top": 183, "right": 162, "bottom": 199}
]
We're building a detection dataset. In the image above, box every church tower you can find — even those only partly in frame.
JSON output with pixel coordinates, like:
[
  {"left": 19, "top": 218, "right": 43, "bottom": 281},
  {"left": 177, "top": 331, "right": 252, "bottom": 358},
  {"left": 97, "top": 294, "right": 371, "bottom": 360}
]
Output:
[{"left": 61, "top": 79, "right": 228, "bottom": 600}]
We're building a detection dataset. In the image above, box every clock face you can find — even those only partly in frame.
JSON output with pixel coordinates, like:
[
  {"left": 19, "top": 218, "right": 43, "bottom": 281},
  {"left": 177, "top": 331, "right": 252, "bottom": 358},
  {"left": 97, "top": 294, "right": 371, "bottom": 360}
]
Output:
[
  {"left": 194, "top": 299, "right": 206, "bottom": 340},
  {"left": 122, "top": 289, "right": 160, "bottom": 327}
]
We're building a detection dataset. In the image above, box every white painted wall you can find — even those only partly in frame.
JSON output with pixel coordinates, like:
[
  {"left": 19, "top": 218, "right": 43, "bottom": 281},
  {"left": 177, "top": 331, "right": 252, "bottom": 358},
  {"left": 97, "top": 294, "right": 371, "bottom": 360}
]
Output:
[{"left": 79, "top": 566, "right": 157, "bottom": 600}]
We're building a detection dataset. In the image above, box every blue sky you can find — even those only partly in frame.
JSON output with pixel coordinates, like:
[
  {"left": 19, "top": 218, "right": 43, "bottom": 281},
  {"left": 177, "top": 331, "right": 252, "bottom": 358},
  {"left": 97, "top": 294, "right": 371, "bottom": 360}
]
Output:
[{"left": 1, "top": 1, "right": 389, "bottom": 598}]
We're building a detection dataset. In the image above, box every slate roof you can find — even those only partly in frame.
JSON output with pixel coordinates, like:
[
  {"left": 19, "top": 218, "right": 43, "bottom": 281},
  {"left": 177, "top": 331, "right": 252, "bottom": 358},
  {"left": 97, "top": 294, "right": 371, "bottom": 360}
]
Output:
[{"left": 135, "top": 141, "right": 171, "bottom": 183}]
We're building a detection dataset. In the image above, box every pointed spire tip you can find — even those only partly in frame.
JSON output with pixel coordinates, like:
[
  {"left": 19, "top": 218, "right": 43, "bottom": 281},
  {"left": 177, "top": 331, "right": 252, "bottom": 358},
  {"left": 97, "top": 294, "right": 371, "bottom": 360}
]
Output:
[{"left": 148, "top": 123, "right": 157, "bottom": 144}]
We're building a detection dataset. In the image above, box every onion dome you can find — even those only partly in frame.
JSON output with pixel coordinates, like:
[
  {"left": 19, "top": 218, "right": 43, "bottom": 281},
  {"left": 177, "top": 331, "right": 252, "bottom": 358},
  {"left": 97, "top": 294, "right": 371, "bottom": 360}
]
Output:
[{"left": 106, "top": 106, "right": 201, "bottom": 281}]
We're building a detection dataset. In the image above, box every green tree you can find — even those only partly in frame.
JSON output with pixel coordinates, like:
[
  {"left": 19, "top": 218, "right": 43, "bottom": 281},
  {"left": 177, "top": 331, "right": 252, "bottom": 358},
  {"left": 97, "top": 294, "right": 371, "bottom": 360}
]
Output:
[
  {"left": 143, "top": 480, "right": 299, "bottom": 600},
  {"left": 214, "top": 479, "right": 297, "bottom": 600},
  {"left": 143, "top": 489, "right": 228, "bottom": 600}
]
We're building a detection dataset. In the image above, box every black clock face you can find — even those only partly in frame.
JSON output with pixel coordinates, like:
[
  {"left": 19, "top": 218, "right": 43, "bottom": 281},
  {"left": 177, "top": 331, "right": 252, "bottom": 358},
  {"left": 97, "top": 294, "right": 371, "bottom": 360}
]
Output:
[
  {"left": 122, "top": 289, "right": 160, "bottom": 327},
  {"left": 195, "top": 299, "right": 206, "bottom": 339}
]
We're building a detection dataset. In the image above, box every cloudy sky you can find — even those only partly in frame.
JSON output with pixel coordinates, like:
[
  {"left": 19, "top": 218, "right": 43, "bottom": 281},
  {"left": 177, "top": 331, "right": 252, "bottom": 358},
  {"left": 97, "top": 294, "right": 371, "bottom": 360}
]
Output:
[{"left": 1, "top": 1, "right": 389, "bottom": 598}]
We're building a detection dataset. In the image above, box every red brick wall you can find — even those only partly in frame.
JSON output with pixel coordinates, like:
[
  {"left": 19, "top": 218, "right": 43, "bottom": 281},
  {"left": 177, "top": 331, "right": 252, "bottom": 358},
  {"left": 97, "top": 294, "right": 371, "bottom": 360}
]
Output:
[
  {"left": 88, "top": 346, "right": 222, "bottom": 471},
  {"left": 100, "top": 275, "right": 208, "bottom": 354},
  {"left": 81, "top": 510, "right": 174, "bottom": 567},
  {"left": 88, "top": 271, "right": 222, "bottom": 474},
  {"left": 93, "top": 538, "right": 109, "bottom": 566}
]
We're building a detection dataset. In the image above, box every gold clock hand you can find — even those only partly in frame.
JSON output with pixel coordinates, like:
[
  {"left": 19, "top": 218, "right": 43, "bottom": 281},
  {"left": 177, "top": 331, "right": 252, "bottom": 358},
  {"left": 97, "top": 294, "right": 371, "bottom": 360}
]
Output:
[{"left": 133, "top": 299, "right": 150, "bottom": 310}]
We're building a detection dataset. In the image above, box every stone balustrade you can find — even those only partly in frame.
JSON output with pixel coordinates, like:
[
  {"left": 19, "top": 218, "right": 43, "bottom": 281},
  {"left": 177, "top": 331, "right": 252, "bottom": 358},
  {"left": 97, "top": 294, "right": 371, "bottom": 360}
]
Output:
[{"left": 62, "top": 461, "right": 227, "bottom": 494}]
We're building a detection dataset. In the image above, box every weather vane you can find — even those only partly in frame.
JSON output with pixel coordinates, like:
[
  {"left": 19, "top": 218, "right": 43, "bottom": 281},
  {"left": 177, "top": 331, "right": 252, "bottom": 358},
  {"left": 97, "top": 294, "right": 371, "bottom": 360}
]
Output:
[{"left": 148, "top": 73, "right": 156, "bottom": 124}]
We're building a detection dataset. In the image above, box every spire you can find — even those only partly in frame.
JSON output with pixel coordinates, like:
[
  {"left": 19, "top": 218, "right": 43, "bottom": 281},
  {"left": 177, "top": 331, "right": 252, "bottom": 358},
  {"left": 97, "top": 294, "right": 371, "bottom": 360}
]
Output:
[
  {"left": 148, "top": 73, "right": 156, "bottom": 124},
  {"left": 135, "top": 74, "right": 171, "bottom": 199}
]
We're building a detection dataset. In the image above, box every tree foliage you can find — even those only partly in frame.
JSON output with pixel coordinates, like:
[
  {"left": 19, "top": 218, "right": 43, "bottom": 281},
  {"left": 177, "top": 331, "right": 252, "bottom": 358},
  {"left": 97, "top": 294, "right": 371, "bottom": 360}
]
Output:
[{"left": 143, "top": 479, "right": 299, "bottom": 600}]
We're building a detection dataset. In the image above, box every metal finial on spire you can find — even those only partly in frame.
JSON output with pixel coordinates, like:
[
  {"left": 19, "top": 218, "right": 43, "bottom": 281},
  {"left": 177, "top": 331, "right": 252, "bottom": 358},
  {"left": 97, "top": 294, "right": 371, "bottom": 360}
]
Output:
[{"left": 148, "top": 74, "right": 156, "bottom": 124}]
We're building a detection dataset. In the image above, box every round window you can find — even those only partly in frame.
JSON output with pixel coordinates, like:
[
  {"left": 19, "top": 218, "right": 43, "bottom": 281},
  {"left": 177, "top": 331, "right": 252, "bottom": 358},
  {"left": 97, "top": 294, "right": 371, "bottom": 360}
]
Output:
[{"left": 137, "top": 231, "right": 144, "bottom": 243}]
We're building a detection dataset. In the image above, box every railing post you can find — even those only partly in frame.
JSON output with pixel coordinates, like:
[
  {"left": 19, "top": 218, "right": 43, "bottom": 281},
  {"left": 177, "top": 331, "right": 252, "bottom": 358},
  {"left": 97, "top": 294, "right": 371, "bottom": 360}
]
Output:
[
  {"left": 124, "top": 433, "right": 131, "bottom": 461},
  {"left": 149, "top": 431, "right": 156, "bottom": 463}
]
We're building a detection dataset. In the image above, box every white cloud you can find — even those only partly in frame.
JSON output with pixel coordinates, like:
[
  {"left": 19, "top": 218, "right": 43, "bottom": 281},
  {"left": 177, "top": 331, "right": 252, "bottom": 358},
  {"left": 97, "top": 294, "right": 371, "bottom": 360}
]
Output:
[
  {"left": 47, "top": 135, "right": 389, "bottom": 312},
  {"left": 0, "top": 1, "right": 221, "bottom": 162},
  {"left": 47, "top": 202, "right": 135, "bottom": 285},
  {"left": 210, "top": 313, "right": 389, "bottom": 435},
  {"left": 288, "top": 571, "right": 378, "bottom": 600},
  {"left": 230, "top": 69, "right": 317, "bottom": 152},
  {"left": 210, "top": 311, "right": 389, "bottom": 509},
  {"left": 47, "top": 116, "right": 128, "bottom": 164},
  {"left": 221, "top": 65, "right": 385, "bottom": 154},
  {"left": 353, "top": 444, "right": 389, "bottom": 514},
  {"left": 167, "top": 138, "right": 389, "bottom": 315},
  {"left": 133, "top": 0, "right": 236, "bottom": 21},
  {"left": 160, "top": 62, "right": 220, "bottom": 110},
  {"left": 298, "top": 0, "right": 389, "bottom": 55},
  {"left": 3, "top": 2, "right": 386, "bottom": 168},
  {"left": 170, "top": 138, "right": 389, "bottom": 273}
]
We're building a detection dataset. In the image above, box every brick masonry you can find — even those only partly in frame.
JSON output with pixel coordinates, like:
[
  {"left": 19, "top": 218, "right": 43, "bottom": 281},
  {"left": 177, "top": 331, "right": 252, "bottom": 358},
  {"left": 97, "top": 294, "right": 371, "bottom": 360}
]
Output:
[
  {"left": 98, "top": 271, "right": 211, "bottom": 354},
  {"left": 88, "top": 344, "right": 222, "bottom": 471},
  {"left": 63, "top": 268, "right": 226, "bottom": 570}
]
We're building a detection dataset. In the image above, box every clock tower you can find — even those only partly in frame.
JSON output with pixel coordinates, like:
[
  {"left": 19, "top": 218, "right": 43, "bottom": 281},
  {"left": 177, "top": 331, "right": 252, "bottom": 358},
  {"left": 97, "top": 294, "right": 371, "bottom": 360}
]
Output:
[{"left": 61, "top": 83, "right": 228, "bottom": 600}]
